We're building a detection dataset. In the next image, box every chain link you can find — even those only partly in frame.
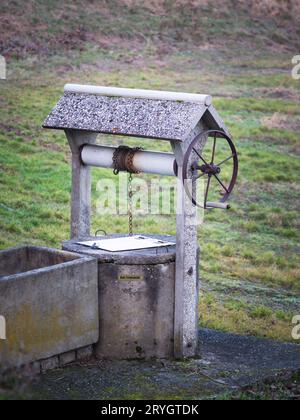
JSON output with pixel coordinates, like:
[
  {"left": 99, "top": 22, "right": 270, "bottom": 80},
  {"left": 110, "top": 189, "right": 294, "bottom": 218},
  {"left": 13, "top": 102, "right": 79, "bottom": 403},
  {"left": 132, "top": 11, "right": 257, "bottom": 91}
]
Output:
[{"left": 112, "top": 146, "right": 143, "bottom": 236}]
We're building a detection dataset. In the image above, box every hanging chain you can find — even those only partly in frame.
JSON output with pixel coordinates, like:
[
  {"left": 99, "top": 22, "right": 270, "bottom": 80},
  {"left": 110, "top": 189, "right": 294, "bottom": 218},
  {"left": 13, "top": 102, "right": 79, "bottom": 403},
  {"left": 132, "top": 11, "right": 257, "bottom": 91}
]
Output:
[
  {"left": 128, "top": 172, "right": 133, "bottom": 236},
  {"left": 127, "top": 147, "right": 142, "bottom": 236},
  {"left": 112, "top": 146, "right": 143, "bottom": 236}
]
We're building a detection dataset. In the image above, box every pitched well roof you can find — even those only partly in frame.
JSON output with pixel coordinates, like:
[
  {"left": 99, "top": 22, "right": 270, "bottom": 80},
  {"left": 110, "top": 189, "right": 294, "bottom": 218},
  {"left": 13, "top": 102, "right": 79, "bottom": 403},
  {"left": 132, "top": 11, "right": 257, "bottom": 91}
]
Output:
[{"left": 43, "top": 85, "right": 229, "bottom": 141}]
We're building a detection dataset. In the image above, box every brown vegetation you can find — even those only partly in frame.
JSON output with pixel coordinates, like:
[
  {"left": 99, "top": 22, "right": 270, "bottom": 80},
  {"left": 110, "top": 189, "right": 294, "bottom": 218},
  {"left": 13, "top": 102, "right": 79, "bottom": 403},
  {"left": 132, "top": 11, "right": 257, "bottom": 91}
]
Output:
[{"left": 0, "top": 0, "right": 299, "bottom": 58}]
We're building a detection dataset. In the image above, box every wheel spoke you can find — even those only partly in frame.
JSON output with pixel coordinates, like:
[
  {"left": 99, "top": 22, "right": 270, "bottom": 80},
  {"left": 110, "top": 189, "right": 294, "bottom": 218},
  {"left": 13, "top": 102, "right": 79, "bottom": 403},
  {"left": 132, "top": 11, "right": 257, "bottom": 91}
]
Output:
[
  {"left": 194, "top": 172, "right": 206, "bottom": 181},
  {"left": 217, "top": 154, "right": 235, "bottom": 166},
  {"left": 211, "top": 134, "right": 217, "bottom": 164},
  {"left": 213, "top": 174, "right": 229, "bottom": 193},
  {"left": 192, "top": 148, "right": 209, "bottom": 166},
  {"left": 204, "top": 175, "right": 211, "bottom": 208}
]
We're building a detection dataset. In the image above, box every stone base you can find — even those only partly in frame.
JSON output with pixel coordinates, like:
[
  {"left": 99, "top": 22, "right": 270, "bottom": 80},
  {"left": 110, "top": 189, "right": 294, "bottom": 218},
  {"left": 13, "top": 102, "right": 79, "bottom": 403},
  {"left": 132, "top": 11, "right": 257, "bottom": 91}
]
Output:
[
  {"left": 39, "top": 345, "right": 94, "bottom": 373},
  {"left": 1, "top": 345, "right": 95, "bottom": 376}
]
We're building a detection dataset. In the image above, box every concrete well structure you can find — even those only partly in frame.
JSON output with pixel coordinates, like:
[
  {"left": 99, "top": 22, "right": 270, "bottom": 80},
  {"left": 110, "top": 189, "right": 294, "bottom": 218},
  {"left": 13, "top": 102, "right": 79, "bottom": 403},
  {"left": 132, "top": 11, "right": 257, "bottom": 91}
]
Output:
[
  {"left": 44, "top": 84, "right": 237, "bottom": 360},
  {"left": 63, "top": 235, "right": 200, "bottom": 359}
]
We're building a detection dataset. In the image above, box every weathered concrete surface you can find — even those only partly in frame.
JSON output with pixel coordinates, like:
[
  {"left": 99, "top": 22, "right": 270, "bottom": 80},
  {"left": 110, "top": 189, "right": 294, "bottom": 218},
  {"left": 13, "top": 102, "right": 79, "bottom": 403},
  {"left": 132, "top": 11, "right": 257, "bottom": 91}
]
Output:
[
  {"left": 65, "top": 130, "right": 97, "bottom": 239},
  {"left": 31, "top": 328, "right": 300, "bottom": 400},
  {"left": 0, "top": 246, "right": 99, "bottom": 368},
  {"left": 43, "top": 93, "right": 208, "bottom": 141},
  {"left": 63, "top": 235, "right": 184, "bottom": 359},
  {"left": 96, "top": 262, "right": 176, "bottom": 359},
  {"left": 171, "top": 120, "right": 206, "bottom": 359}
]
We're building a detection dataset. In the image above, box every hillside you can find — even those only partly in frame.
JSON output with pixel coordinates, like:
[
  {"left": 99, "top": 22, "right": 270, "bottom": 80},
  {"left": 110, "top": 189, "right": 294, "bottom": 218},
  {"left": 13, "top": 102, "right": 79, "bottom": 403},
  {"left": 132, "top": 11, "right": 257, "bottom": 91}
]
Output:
[{"left": 1, "top": 0, "right": 300, "bottom": 59}]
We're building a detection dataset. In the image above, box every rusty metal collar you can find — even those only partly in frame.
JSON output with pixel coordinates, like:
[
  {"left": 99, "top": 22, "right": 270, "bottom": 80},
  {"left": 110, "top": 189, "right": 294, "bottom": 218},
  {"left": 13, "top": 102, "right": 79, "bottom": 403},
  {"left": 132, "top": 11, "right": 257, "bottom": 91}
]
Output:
[{"left": 112, "top": 146, "right": 142, "bottom": 175}]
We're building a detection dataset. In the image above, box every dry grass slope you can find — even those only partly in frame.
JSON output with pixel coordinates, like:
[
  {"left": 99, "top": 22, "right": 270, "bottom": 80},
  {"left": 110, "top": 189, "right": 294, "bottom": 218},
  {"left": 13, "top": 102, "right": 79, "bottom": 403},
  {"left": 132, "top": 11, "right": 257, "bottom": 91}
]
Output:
[{"left": 1, "top": 0, "right": 300, "bottom": 58}]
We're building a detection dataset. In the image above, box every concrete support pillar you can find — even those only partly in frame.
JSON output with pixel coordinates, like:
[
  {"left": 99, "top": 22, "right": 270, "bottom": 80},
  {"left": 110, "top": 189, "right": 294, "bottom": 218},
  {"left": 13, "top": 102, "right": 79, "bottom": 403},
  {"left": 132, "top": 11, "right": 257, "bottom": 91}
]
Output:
[
  {"left": 65, "top": 129, "right": 97, "bottom": 239},
  {"left": 171, "top": 122, "right": 207, "bottom": 358}
]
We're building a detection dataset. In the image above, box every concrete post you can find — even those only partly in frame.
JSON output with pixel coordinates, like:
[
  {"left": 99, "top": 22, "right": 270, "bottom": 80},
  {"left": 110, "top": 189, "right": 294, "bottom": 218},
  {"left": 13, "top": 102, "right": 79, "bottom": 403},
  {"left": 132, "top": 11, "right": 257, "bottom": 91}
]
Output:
[
  {"left": 65, "top": 129, "right": 97, "bottom": 239},
  {"left": 171, "top": 121, "right": 207, "bottom": 358}
]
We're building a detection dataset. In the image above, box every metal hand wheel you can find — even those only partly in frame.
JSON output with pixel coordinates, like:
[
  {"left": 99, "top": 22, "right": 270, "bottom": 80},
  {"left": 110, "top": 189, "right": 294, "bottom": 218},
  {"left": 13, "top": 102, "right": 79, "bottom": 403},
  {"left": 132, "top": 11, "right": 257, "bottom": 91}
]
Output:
[{"left": 182, "top": 130, "right": 238, "bottom": 209}]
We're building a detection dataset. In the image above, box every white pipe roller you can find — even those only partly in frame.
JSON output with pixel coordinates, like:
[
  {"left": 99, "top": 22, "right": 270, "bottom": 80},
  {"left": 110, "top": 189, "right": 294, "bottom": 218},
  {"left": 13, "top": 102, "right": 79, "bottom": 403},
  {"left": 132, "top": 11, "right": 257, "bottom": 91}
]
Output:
[
  {"left": 64, "top": 84, "right": 212, "bottom": 106},
  {"left": 81, "top": 144, "right": 176, "bottom": 177}
]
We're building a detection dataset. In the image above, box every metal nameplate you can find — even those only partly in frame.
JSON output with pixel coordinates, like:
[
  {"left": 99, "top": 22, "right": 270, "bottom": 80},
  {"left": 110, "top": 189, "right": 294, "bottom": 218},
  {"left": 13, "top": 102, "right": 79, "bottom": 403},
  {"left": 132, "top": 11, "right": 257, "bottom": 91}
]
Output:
[{"left": 118, "top": 274, "right": 144, "bottom": 282}]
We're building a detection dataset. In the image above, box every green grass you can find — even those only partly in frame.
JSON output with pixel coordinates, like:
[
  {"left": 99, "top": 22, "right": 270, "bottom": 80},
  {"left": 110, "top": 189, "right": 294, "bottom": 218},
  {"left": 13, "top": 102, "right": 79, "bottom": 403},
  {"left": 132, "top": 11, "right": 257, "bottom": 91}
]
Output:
[
  {"left": 0, "top": 0, "right": 300, "bottom": 346},
  {"left": 218, "top": 371, "right": 300, "bottom": 400}
]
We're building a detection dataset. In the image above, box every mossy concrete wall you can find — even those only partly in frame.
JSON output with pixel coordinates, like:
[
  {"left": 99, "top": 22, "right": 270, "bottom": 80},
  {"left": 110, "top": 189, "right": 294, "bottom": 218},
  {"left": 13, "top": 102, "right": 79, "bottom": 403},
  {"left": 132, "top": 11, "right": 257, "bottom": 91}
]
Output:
[
  {"left": 96, "top": 262, "right": 176, "bottom": 359},
  {"left": 0, "top": 246, "right": 99, "bottom": 369}
]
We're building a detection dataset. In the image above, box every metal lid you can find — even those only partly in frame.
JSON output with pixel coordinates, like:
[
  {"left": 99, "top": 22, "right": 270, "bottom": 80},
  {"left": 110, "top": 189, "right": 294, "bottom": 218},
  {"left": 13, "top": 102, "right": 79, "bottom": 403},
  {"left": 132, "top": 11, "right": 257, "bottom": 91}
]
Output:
[{"left": 62, "top": 234, "right": 176, "bottom": 265}]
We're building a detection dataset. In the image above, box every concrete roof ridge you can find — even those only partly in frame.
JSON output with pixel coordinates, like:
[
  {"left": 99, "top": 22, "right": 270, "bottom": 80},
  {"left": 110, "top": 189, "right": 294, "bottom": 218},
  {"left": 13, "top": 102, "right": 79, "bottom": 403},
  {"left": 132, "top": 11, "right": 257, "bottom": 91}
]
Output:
[{"left": 64, "top": 84, "right": 212, "bottom": 106}]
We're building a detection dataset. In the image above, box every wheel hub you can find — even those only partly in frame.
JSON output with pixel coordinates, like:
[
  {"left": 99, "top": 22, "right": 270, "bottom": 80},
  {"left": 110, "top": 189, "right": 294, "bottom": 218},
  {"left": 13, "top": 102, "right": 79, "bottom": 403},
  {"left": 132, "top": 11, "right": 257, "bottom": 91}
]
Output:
[{"left": 197, "top": 163, "right": 221, "bottom": 176}]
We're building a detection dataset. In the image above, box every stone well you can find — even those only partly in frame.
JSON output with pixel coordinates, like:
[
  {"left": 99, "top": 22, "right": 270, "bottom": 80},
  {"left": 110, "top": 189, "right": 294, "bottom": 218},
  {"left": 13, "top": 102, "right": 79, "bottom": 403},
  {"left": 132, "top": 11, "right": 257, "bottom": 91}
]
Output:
[{"left": 63, "top": 235, "right": 197, "bottom": 360}]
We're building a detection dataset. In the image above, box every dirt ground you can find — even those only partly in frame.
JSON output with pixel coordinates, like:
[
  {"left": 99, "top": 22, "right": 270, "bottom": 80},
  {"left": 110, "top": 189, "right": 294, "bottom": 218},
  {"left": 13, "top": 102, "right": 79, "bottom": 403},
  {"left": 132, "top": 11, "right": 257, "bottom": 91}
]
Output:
[{"left": 28, "top": 329, "right": 300, "bottom": 400}]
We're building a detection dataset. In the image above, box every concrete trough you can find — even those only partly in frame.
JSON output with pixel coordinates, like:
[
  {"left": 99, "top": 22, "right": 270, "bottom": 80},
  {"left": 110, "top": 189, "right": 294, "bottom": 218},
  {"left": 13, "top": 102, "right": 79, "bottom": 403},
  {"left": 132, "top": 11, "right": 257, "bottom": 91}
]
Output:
[{"left": 0, "top": 246, "right": 99, "bottom": 368}]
